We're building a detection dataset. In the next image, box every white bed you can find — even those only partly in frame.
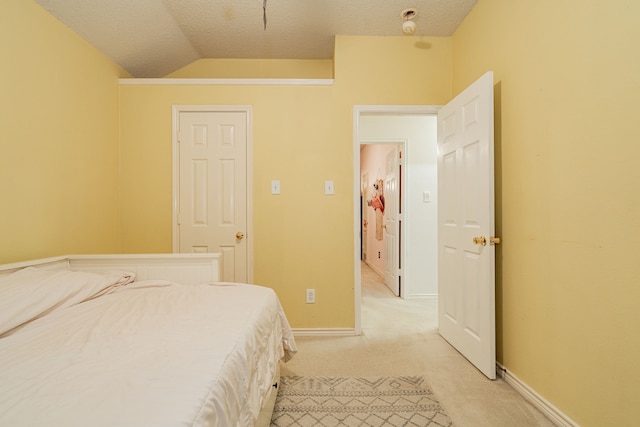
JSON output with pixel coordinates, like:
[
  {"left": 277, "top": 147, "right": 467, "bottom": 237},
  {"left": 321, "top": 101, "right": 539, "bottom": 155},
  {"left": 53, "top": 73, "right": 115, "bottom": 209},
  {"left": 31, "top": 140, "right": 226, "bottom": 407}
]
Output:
[{"left": 0, "top": 254, "right": 296, "bottom": 427}]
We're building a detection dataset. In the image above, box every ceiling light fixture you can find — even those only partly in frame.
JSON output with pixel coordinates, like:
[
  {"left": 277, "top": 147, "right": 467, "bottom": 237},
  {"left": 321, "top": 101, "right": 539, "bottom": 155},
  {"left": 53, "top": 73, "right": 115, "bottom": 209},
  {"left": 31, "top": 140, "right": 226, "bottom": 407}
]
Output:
[{"left": 401, "top": 8, "right": 417, "bottom": 35}]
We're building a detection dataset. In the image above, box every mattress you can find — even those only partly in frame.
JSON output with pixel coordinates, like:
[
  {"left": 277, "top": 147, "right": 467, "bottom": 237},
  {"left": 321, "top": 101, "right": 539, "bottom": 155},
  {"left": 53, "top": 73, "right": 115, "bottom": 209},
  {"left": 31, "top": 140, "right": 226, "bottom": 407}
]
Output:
[{"left": 0, "top": 272, "right": 296, "bottom": 427}]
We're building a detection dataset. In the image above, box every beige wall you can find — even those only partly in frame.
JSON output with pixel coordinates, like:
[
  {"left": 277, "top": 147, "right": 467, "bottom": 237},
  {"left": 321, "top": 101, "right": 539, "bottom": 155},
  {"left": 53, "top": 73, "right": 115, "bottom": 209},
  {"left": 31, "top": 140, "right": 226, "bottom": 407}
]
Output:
[
  {"left": 453, "top": 0, "right": 640, "bottom": 425},
  {"left": 118, "top": 35, "right": 452, "bottom": 328},
  {"left": 0, "top": 0, "right": 126, "bottom": 263}
]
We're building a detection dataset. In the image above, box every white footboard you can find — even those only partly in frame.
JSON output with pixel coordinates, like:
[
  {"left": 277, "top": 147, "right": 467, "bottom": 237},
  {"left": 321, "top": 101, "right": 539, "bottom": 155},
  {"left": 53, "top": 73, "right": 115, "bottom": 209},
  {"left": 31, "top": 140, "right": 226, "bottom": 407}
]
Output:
[{"left": 0, "top": 254, "right": 220, "bottom": 284}]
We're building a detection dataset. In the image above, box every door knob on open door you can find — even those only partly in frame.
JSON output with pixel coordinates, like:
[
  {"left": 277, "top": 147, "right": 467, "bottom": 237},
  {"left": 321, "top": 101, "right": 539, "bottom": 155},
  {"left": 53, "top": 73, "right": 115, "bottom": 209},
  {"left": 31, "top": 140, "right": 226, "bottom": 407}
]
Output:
[
  {"left": 236, "top": 232, "right": 245, "bottom": 240},
  {"left": 473, "top": 236, "right": 487, "bottom": 246}
]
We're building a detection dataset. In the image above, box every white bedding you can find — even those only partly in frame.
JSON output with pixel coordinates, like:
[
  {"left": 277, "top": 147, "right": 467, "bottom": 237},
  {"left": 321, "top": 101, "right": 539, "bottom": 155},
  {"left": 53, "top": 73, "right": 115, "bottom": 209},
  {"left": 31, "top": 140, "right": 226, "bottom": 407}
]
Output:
[{"left": 0, "top": 276, "right": 296, "bottom": 427}]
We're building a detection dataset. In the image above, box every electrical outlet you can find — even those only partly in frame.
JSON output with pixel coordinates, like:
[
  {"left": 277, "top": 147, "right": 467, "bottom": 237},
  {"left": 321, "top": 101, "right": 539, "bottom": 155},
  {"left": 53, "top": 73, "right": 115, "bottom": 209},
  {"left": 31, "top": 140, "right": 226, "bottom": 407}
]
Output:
[
  {"left": 271, "top": 180, "right": 281, "bottom": 195},
  {"left": 306, "top": 289, "right": 316, "bottom": 304}
]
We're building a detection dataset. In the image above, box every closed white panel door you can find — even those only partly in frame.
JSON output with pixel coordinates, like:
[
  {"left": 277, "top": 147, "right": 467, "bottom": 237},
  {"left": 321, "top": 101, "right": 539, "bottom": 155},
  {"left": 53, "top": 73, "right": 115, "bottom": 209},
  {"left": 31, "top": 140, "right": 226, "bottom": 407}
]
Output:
[
  {"left": 384, "top": 146, "right": 400, "bottom": 296},
  {"left": 437, "top": 71, "right": 496, "bottom": 379},
  {"left": 178, "top": 111, "right": 247, "bottom": 283}
]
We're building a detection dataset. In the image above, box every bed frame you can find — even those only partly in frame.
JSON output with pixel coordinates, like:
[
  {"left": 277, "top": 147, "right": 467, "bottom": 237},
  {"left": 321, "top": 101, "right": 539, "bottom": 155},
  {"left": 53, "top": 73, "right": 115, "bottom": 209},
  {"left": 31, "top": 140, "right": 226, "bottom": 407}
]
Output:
[
  {"left": 0, "top": 253, "right": 279, "bottom": 427},
  {"left": 0, "top": 253, "right": 220, "bottom": 283}
]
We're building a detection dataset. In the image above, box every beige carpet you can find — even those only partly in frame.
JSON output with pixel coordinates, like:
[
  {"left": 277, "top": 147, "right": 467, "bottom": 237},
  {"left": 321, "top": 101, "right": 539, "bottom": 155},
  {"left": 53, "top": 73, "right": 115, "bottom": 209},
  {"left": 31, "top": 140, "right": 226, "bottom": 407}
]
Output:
[
  {"left": 271, "top": 376, "right": 453, "bottom": 427},
  {"left": 278, "top": 262, "right": 556, "bottom": 427}
]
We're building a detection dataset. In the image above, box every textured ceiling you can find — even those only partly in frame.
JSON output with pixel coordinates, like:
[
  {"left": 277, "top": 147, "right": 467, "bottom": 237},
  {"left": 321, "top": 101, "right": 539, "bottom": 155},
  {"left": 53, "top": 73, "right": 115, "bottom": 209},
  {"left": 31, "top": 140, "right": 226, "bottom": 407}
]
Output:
[{"left": 34, "top": 0, "right": 478, "bottom": 78}]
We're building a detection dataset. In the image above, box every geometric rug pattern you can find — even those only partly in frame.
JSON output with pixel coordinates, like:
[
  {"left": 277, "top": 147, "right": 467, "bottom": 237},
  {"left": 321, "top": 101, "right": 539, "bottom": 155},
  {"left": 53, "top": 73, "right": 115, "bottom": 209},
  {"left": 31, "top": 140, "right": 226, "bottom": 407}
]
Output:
[{"left": 270, "top": 376, "right": 454, "bottom": 426}]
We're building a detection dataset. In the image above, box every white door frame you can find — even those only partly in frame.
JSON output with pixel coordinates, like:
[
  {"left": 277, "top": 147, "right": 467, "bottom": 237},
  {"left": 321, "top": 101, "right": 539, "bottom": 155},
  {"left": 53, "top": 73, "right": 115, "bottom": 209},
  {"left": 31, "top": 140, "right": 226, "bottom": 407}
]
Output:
[
  {"left": 172, "top": 105, "right": 254, "bottom": 283},
  {"left": 353, "top": 105, "right": 440, "bottom": 335}
]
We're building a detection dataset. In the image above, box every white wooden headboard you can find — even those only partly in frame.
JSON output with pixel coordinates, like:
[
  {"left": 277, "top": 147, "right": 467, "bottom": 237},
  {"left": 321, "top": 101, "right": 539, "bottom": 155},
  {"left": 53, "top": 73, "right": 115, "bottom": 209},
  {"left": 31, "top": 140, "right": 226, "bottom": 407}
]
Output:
[{"left": 0, "top": 254, "right": 220, "bottom": 285}]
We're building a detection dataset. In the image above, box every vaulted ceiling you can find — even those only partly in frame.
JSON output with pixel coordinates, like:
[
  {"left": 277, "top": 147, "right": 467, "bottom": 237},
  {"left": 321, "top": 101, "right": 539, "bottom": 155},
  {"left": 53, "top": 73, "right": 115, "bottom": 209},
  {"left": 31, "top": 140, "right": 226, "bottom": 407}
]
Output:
[{"left": 34, "top": 0, "right": 478, "bottom": 78}]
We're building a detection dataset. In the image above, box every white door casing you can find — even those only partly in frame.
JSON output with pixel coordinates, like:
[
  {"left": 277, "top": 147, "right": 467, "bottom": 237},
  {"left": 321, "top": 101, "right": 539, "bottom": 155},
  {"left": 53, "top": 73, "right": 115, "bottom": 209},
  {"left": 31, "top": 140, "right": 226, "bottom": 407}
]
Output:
[
  {"left": 384, "top": 146, "right": 401, "bottom": 296},
  {"left": 173, "top": 106, "right": 253, "bottom": 283},
  {"left": 437, "top": 72, "right": 496, "bottom": 379}
]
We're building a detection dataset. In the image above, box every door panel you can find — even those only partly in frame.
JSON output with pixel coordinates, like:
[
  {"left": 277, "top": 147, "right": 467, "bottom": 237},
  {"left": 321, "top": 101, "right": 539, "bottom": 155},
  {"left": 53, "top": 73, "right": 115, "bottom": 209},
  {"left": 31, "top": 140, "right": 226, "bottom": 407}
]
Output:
[
  {"left": 178, "top": 111, "right": 248, "bottom": 283},
  {"left": 384, "top": 146, "right": 400, "bottom": 296},
  {"left": 437, "top": 71, "right": 496, "bottom": 379}
]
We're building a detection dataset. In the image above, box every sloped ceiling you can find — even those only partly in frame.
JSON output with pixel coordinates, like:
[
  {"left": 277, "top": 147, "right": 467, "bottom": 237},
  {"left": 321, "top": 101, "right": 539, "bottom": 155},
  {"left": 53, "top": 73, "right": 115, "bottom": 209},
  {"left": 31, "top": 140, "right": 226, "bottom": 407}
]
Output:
[{"left": 34, "top": 0, "right": 478, "bottom": 78}]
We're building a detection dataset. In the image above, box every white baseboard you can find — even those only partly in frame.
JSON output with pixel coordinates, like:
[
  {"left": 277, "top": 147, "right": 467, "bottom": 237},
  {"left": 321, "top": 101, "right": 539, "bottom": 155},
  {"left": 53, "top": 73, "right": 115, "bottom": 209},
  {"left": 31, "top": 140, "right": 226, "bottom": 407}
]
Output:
[
  {"left": 366, "top": 262, "right": 385, "bottom": 279},
  {"left": 406, "top": 294, "right": 438, "bottom": 299},
  {"left": 497, "top": 364, "right": 579, "bottom": 427},
  {"left": 292, "top": 328, "right": 357, "bottom": 337}
]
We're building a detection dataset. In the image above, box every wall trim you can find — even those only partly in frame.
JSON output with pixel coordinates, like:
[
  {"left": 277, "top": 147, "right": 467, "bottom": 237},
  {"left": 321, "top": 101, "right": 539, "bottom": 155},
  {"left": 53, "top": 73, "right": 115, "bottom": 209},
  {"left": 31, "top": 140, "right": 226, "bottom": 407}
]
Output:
[
  {"left": 292, "top": 328, "right": 357, "bottom": 337},
  {"left": 496, "top": 363, "right": 579, "bottom": 427},
  {"left": 119, "top": 78, "right": 334, "bottom": 86}
]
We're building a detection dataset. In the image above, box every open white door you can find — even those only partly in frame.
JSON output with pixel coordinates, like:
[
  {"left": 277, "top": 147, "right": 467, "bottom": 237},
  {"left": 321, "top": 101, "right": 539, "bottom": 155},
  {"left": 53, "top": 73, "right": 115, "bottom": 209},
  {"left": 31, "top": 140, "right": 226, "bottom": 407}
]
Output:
[
  {"left": 384, "top": 146, "right": 401, "bottom": 296},
  {"left": 437, "top": 71, "right": 497, "bottom": 379}
]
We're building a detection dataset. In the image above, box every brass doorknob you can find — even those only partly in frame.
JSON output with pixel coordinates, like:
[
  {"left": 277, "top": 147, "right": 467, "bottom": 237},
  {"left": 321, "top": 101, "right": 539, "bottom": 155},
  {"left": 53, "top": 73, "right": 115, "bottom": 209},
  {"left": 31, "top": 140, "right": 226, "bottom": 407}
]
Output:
[
  {"left": 473, "top": 236, "right": 487, "bottom": 246},
  {"left": 236, "top": 232, "right": 245, "bottom": 240}
]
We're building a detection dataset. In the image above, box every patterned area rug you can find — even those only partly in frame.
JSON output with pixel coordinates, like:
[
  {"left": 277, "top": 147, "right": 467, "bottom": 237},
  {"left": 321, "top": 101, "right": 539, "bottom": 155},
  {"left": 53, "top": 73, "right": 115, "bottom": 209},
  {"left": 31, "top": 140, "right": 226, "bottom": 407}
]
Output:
[{"left": 270, "top": 376, "right": 453, "bottom": 426}]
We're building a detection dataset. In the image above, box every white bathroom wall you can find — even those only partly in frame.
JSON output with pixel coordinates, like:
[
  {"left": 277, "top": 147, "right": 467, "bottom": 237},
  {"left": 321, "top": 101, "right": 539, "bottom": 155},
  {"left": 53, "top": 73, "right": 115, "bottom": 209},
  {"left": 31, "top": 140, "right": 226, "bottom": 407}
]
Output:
[{"left": 359, "top": 114, "right": 438, "bottom": 297}]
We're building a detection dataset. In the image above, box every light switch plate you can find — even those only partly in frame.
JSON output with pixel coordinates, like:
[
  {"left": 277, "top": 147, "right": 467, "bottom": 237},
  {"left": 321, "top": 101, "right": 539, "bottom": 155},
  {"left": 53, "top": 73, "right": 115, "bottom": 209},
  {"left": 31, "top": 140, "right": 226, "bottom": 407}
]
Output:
[
  {"left": 306, "top": 289, "right": 315, "bottom": 303},
  {"left": 423, "top": 191, "right": 431, "bottom": 202},
  {"left": 271, "top": 180, "right": 281, "bottom": 195},
  {"left": 325, "top": 180, "right": 335, "bottom": 195}
]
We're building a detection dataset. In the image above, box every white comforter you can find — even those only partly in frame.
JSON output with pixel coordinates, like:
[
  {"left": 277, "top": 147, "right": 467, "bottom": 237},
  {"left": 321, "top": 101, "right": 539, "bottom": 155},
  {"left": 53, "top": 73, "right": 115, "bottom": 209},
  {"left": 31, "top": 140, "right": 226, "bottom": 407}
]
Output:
[{"left": 0, "top": 278, "right": 296, "bottom": 427}]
